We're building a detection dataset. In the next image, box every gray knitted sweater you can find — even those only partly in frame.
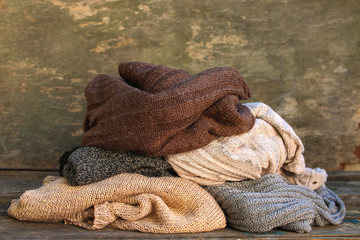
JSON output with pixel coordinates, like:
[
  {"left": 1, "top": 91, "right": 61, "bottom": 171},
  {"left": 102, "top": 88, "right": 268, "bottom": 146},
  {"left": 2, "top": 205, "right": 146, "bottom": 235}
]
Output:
[
  {"left": 204, "top": 174, "right": 345, "bottom": 233},
  {"left": 60, "top": 146, "right": 177, "bottom": 186}
]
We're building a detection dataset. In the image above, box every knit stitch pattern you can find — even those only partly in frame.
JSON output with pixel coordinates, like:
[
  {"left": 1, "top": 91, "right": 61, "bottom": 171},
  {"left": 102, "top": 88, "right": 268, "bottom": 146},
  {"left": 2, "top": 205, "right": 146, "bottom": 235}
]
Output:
[
  {"left": 8, "top": 173, "right": 226, "bottom": 233},
  {"left": 166, "top": 102, "right": 327, "bottom": 190},
  {"left": 60, "top": 146, "right": 178, "bottom": 186},
  {"left": 204, "top": 174, "right": 345, "bottom": 233},
  {"left": 81, "top": 61, "right": 255, "bottom": 156}
]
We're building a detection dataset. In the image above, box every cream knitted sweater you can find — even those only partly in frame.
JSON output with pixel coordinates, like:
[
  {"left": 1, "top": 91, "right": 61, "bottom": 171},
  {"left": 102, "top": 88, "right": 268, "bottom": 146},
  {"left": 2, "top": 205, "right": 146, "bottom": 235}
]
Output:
[
  {"left": 166, "top": 102, "right": 327, "bottom": 189},
  {"left": 8, "top": 173, "right": 226, "bottom": 233}
]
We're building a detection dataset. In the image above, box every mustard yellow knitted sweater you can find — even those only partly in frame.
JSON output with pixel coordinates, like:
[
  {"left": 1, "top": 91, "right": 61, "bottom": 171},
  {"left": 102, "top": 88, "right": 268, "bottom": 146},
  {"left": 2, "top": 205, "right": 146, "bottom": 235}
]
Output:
[{"left": 8, "top": 173, "right": 226, "bottom": 233}]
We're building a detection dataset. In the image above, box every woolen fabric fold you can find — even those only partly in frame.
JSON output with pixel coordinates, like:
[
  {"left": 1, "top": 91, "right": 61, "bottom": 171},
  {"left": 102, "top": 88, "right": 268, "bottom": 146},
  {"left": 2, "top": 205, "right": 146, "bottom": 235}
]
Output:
[
  {"left": 8, "top": 173, "right": 226, "bottom": 233},
  {"left": 81, "top": 61, "right": 255, "bottom": 156},
  {"left": 60, "top": 146, "right": 178, "bottom": 186},
  {"left": 204, "top": 174, "right": 345, "bottom": 233},
  {"left": 166, "top": 102, "right": 327, "bottom": 190}
]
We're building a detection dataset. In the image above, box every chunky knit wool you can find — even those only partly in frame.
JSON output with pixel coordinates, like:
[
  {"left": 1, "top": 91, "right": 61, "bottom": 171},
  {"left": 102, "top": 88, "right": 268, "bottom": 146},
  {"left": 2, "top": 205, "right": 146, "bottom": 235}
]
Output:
[
  {"left": 59, "top": 146, "right": 80, "bottom": 177},
  {"left": 8, "top": 173, "right": 226, "bottom": 233},
  {"left": 204, "top": 174, "right": 345, "bottom": 233},
  {"left": 81, "top": 61, "right": 255, "bottom": 156},
  {"left": 60, "top": 146, "right": 178, "bottom": 186},
  {"left": 166, "top": 102, "right": 327, "bottom": 190}
]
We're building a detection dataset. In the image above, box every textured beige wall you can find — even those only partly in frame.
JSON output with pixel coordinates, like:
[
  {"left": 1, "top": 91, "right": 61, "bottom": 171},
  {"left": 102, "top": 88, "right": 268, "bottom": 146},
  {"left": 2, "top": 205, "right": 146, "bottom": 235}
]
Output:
[{"left": 1, "top": 0, "right": 359, "bottom": 170}]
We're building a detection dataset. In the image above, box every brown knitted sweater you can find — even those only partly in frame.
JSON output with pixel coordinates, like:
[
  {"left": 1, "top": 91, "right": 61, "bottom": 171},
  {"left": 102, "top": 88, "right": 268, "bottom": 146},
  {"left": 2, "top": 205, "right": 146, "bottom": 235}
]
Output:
[{"left": 81, "top": 62, "right": 255, "bottom": 156}]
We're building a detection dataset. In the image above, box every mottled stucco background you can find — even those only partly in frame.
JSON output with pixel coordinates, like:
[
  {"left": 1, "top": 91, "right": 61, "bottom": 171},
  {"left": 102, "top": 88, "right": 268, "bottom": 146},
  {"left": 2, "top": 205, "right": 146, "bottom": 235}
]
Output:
[{"left": 1, "top": 0, "right": 359, "bottom": 170}]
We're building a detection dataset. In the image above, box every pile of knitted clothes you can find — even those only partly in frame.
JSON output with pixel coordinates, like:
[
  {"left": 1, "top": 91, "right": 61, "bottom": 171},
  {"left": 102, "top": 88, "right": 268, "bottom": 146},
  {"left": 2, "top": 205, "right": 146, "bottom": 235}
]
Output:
[{"left": 8, "top": 62, "right": 345, "bottom": 234}]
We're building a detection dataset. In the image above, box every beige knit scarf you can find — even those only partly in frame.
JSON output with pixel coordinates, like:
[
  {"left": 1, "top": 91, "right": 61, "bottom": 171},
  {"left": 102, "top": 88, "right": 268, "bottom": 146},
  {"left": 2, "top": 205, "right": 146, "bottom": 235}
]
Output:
[
  {"left": 166, "top": 102, "right": 327, "bottom": 190},
  {"left": 8, "top": 173, "right": 226, "bottom": 233}
]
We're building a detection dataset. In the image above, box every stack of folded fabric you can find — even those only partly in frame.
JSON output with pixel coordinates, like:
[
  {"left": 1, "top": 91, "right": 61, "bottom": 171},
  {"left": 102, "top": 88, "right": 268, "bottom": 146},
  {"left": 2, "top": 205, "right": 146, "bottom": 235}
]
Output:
[{"left": 8, "top": 62, "right": 345, "bottom": 234}]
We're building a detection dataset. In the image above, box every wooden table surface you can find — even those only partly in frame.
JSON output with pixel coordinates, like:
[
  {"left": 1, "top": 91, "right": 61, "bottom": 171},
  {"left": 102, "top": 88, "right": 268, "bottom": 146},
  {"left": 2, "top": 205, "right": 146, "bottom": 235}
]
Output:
[{"left": 1, "top": 170, "right": 359, "bottom": 239}]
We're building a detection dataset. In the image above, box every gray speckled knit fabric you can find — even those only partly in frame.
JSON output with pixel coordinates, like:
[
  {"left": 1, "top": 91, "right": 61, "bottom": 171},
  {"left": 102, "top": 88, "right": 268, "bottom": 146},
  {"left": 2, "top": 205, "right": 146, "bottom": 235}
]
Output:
[
  {"left": 60, "top": 147, "right": 177, "bottom": 186},
  {"left": 204, "top": 174, "right": 345, "bottom": 233}
]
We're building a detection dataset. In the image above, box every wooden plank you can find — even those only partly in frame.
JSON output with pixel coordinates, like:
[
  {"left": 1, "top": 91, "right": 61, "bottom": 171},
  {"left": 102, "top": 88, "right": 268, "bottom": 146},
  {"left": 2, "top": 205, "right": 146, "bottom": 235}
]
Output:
[
  {"left": 327, "top": 171, "right": 360, "bottom": 181},
  {"left": 0, "top": 214, "right": 359, "bottom": 239},
  {"left": 0, "top": 171, "right": 58, "bottom": 214},
  {"left": 0, "top": 170, "right": 58, "bottom": 194}
]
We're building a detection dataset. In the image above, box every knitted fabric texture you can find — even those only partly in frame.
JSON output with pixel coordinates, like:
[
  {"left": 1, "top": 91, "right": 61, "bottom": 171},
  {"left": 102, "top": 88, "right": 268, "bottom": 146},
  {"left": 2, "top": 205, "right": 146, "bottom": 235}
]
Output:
[
  {"left": 166, "top": 102, "right": 327, "bottom": 190},
  {"left": 59, "top": 146, "right": 80, "bottom": 177},
  {"left": 204, "top": 174, "right": 345, "bottom": 233},
  {"left": 81, "top": 61, "right": 255, "bottom": 156},
  {"left": 8, "top": 173, "right": 226, "bottom": 233},
  {"left": 60, "top": 146, "right": 178, "bottom": 186}
]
